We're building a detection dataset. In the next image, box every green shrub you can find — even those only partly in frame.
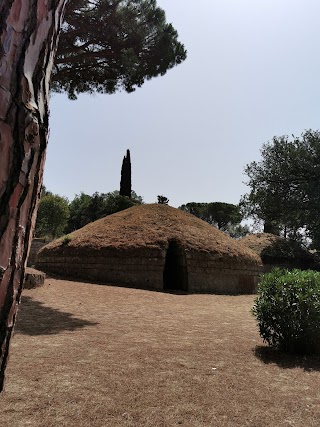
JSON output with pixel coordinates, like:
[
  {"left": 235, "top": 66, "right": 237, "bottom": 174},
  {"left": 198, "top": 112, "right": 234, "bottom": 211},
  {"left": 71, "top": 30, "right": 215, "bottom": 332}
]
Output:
[
  {"left": 252, "top": 268, "right": 320, "bottom": 355},
  {"left": 61, "top": 235, "right": 72, "bottom": 246}
]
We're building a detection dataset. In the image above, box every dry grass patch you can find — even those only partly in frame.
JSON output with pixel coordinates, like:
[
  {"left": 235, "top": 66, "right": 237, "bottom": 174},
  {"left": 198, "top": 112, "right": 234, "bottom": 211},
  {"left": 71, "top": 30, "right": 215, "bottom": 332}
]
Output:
[
  {"left": 240, "top": 233, "right": 314, "bottom": 267},
  {"left": 1, "top": 278, "right": 320, "bottom": 426}
]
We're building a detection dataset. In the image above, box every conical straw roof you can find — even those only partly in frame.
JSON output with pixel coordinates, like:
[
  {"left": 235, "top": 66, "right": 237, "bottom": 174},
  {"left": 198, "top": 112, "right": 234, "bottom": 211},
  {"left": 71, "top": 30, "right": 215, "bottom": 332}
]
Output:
[{"left": 41, "top": 204, "right": 261, "bottom": 265}]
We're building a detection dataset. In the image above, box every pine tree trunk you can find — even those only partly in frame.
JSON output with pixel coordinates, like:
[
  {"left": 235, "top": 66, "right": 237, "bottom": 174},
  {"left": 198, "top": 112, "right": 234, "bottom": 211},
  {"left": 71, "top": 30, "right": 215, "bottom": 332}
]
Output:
[{"left": 0, "top": 0, "right": 67, "bottom": 392}]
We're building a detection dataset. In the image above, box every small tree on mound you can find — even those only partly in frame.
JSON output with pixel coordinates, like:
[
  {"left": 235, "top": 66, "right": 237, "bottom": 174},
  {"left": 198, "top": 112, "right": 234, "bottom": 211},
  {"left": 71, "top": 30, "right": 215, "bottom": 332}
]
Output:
[
  {"left": 157, "top": 195, "right": 169, "bottom": 204},
  {"left": 252, "top": 269, "right": 320, "bottom": 355}
]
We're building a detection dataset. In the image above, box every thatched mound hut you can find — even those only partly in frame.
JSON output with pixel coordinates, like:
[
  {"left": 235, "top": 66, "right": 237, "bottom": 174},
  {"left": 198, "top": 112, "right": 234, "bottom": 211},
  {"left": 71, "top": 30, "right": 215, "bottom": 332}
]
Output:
[
  {"left": 36, "top": 204, "right": 262, "bottom": 294},
  {"left": 240, "top": 233, "right": 315, "bottom": 272}
]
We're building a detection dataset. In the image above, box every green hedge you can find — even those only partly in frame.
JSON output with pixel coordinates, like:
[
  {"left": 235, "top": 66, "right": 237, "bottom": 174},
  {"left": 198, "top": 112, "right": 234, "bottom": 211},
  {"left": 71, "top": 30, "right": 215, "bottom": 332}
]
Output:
[{"left": 252, "top": 268, "right": 320, "bottom": 355}]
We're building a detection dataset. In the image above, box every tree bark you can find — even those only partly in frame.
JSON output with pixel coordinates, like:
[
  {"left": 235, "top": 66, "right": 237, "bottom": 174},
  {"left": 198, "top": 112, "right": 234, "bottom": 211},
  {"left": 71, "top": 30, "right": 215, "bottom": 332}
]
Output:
[{"left": 0, "top": 0, "right": 67, "bottom": 392}]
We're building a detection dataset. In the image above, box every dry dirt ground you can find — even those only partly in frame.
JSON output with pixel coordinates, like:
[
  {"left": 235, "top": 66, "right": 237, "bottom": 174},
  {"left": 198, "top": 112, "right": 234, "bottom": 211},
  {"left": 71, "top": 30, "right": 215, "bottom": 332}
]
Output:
[{"left": 1, "top": 278, "right": 320, "bottom": 427}]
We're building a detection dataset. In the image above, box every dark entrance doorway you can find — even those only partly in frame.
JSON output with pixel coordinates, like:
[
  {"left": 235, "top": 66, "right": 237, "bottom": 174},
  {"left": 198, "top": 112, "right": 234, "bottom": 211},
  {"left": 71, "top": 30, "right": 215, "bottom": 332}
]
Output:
[{"left": 163, "top": 240, "right": 188, "bottom": 291}]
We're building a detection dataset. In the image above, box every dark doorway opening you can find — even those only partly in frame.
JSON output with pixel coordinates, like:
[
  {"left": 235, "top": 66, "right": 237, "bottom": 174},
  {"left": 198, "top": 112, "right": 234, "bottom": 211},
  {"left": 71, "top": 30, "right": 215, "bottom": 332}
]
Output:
[{"left": 163, "top": 240, "right": 188, "bottom": 291}]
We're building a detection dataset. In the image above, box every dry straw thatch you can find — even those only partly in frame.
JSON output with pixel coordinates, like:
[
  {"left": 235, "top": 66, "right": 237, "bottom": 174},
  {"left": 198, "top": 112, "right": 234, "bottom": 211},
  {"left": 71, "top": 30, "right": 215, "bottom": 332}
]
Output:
[
  {"left": 240, "top": 232, "right": 315, "bottom": 271},
  {"left": 37, "top": 204, "right": 262, "bottom": 293}
]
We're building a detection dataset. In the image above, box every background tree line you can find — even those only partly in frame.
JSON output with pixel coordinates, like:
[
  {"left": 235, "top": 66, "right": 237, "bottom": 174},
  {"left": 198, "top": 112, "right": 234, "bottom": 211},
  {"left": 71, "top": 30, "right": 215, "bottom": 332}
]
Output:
[
  {"left": 178, "top": 202, "right": 249, "bottom": 238},
  {"left": 35, "top": 189, "right": 143, "bottom": 238},
  {"left": 241, "top": 129, "right": 320, "bottom": 249},
  {"left": 35, "top": 192, "right": 249, "bottom": 240},
  {"left": 37, "top": 129, "right": 320, "bottom": 249}
]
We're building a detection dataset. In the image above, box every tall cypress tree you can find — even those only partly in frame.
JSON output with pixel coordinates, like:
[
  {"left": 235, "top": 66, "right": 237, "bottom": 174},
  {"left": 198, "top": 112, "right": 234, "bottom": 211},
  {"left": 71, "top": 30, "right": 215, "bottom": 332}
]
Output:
[{"left": 120, "top": 150, "right": 132, "bottom": 198}]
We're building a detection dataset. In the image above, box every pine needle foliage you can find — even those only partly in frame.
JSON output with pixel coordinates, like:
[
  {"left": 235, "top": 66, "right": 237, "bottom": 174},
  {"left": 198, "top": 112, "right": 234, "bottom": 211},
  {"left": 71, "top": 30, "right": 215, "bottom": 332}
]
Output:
[{"left": 52, "top": 0, "right": 187, "bottom": 99}]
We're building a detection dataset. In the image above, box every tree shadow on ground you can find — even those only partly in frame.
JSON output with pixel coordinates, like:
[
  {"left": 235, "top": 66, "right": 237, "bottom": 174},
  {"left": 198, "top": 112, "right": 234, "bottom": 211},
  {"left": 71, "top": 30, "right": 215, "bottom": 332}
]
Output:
[
  {"left": 254, "top": 345, "right": 320, "bottom": 372},
  {"left": 45, "top": 273, "right": 191, "bottom": 295},
  {"left": 15, "top": 296, "right": 98, "bottom": 336}
]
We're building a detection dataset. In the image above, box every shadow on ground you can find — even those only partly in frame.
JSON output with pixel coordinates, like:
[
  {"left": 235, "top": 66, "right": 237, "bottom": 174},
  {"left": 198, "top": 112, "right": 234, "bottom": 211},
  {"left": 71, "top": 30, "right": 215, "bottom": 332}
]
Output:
[
  {"left": 15, "top": 296, "right": 98, "bottom": 336},
  {"left": 254, "top": 345, "right": 320, "bottom": 372},
  {"left": 45, "top": 273, "right": 191, "bottom": 295}
]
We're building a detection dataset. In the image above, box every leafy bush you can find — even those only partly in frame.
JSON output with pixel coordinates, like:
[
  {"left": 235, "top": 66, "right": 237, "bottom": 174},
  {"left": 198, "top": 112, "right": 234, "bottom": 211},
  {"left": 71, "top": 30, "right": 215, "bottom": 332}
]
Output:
[{"left": 252, "top": 268, "right": 320, "bottom": 355}]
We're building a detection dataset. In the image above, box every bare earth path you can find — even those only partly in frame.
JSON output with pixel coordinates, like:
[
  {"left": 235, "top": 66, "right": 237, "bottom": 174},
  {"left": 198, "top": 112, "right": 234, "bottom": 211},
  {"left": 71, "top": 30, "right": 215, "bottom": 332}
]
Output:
[{"left": 0, "top": 278, "right": 320, "bottom": 427}]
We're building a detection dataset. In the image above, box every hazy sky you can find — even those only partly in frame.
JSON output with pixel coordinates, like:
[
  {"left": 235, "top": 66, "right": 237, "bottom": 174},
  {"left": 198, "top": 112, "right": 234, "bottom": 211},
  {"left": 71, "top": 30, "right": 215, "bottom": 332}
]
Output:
[{"left": 46, "top": 0, "right": 320, "bottom": 207}]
